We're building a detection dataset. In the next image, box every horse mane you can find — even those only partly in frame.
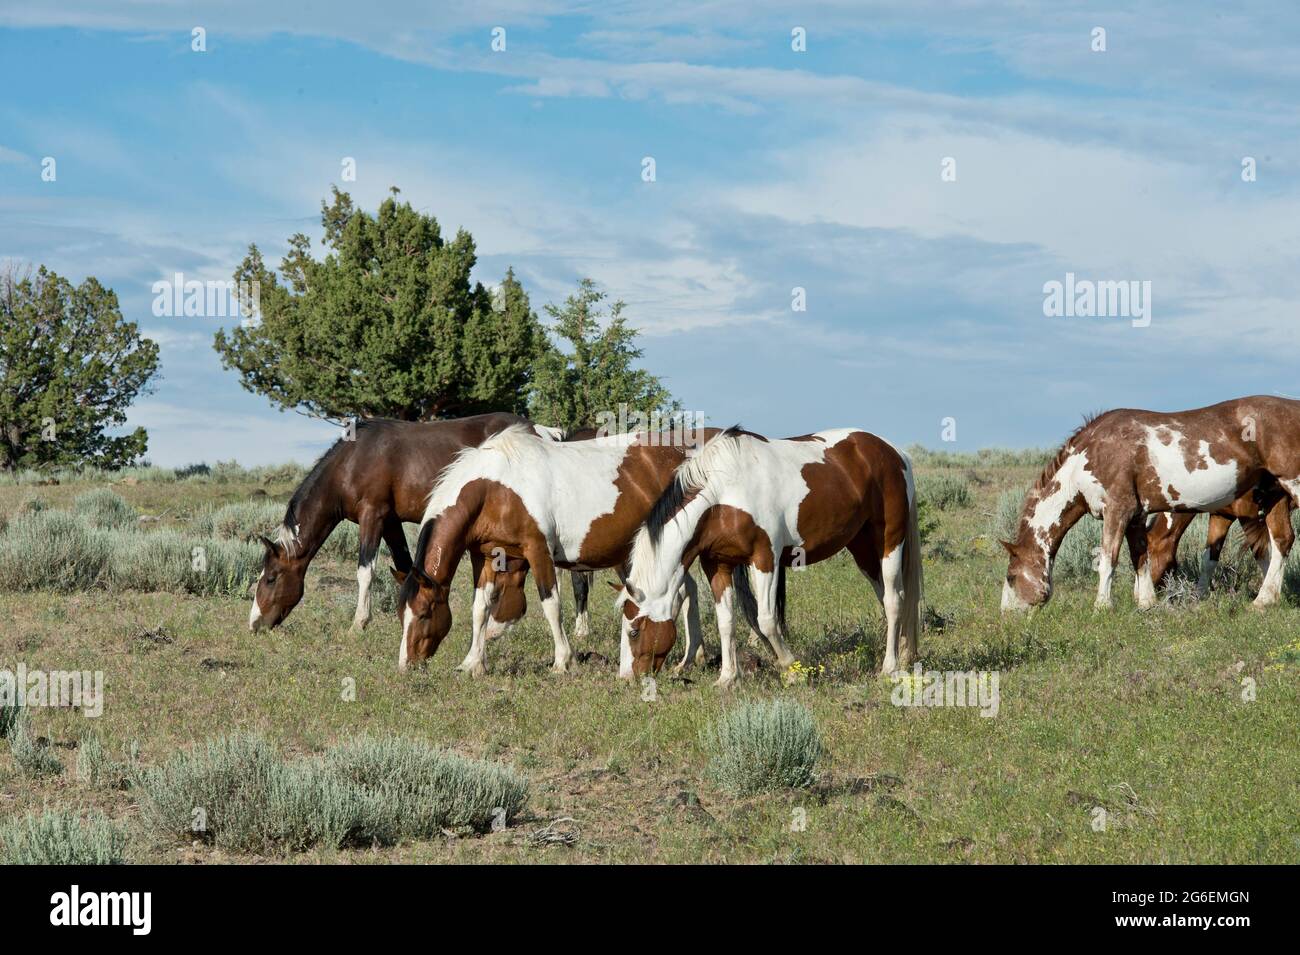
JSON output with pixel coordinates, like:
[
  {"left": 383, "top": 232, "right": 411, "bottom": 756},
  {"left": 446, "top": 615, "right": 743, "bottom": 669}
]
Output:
[
  {"left": 1028, "top": 410, "right": 1107, "bottom": 498},
  {"left": 399, "top": 520, "right": 437, "bottom": 607},
  {"left": 632, "top": 425, "right": 750, "bottom": 570},
  {"left": 279, "top": 419, "right": 398, "bottom": 552},
  {"left": 421, "top": 423, "right": 541, "bottom": 525}
]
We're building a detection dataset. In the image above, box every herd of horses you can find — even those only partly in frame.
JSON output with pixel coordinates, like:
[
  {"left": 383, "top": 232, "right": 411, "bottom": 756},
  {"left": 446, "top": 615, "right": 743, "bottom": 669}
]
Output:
[{"left": 246, "top": 396, "right": 1299, "bottom": 687}]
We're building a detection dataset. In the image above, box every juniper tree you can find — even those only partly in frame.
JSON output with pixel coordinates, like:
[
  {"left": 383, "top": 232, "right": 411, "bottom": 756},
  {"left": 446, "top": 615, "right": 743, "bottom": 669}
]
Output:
[
  {"left": 0, "top": 264, "right": 159, "bottom": 471},
  {"left": 528, "top": 278, "right": 678, "bottom": 432},
  {"left": 212, "top": 187, "right": 545, "bottom": 422}
]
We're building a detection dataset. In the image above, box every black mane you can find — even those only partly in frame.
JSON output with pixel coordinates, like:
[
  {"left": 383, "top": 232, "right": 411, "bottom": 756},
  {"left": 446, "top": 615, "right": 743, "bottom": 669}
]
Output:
[{"left": 642, "top": 423, "right": 746, "bottom": 546}]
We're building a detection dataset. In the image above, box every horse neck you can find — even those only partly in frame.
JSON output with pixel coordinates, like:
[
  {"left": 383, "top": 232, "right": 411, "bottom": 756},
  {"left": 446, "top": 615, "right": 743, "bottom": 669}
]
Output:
[
  {"left": 282, "top": 483, "right": 343, "bottom": 561},
  {"left": 1020, "top": 463, "right": 1090, "bottom": 563},
  {"left": 421, "top": 504, "right": 472, "bottom": 585},
  {"left": 629, "top": 489, "right": 712, "bottom": 598}
]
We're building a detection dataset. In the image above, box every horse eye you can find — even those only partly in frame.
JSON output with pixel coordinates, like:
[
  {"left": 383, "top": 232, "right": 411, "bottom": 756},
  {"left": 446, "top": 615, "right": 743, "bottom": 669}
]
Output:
[
  {"left": 629, "top": 627, "right": 640, "bottom": 639},
  {"left": 266, "top": 574, "right": 277, "bottom": 584}
]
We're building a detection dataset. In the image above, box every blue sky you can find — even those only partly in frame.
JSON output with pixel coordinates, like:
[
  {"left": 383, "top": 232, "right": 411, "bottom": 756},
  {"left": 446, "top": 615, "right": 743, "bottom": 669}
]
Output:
[{"left": 2, "top": 2, "right": 1298, "bottom": 465}]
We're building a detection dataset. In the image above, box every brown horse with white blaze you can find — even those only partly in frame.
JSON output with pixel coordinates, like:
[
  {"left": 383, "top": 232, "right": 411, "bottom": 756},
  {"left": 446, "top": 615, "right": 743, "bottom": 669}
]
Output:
[
  {"left": 396, "top": 426, "right": 713, "bottom": 674},
  {"left": 620, "top": 426, "right": 923, "bottom": 685},
  {"left": 249, "top": 414, "right": 558, "bottom": 634},
  {"left": 1001, "top": 396, "right": 1300, "bottom": 611}
]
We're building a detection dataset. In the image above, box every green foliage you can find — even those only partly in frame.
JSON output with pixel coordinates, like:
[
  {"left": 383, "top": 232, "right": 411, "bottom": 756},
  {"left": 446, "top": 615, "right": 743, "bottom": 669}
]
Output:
[
  {"left": 0, "top": 507, "right": 259, "bottom": 596},
  {"left": 213, "top": 187, "right": 545, "bottom": 422},
  {"left": 8, "top": 710, "right": 64, "bottom": 777},
  {"left": 527, "top": 278, "right": 677, "bottom": 432},
  {"left": 73, "top": 488, "right": 139, "bottom": 529},
  {"left": 0, "top": 510, "right": 111, "bottom": 591},
  {"left": 0, "top": 809, "right": 126, "bottom": 865},
  {"left": 0, "top": 264, "right": 159, "bottom": 470},
  {"left": 0, "top": 703, "right": 20, "bottom": 739},
  {"left": 703, "top": 700, "right": 823, "bottom": 795},
  {"left": 917, "top": 473, "right": 971, "bottom": 511},
  {"left": 906, "top": 445, "right": 1052, "bottom": 469},
  {"left": 990, "top": 488, "right": 1025, "bottom": 544},
  {"left": 131, "top": 733, "right": 529, "bottom": 853},
  {"left": 204, "top": 500, "right": 284, "bottom": 540}
]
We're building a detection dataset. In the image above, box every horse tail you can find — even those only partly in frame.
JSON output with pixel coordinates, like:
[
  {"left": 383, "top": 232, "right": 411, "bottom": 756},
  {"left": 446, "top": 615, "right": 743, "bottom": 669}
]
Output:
[{"left": 899, "top": 455, "right": 924, "bottom": 665}]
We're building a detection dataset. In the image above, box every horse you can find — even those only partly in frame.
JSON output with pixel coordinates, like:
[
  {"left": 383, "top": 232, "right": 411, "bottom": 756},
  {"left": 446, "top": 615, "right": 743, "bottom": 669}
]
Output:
[
  {"left": 1001, "top": 396, "right": 1300, "bottom": 611},
  {"left": 619, "top": 426, "right": 923, "bottom": 685},
  {"left": 249, "top": 413, "right": 563, "bottom": 634},
  {"left": 1141, "top": 482, "right": 1294, "bottom": 605},
  {"left": 395, "top": 425, "right": 713, "bottom": 674}
]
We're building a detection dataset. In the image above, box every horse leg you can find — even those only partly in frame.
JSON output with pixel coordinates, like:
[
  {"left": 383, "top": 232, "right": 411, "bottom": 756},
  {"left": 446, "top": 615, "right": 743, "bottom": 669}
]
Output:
[
  {"left": 747, "top": 566, "right": 797, "bottom": 672},
  {"left": 571, "top": 570, "right": 592, "bottom": 638},
  {"left": 382, "top": 515, "right": 412, "bottom": 575},
  {"left": 1252, "top": 501, "right": 1292, "bottom": 606},
  {"left": 672, "top": 571, "right": 705, "bottom": 674},
  {"left": 846, "top": 528, "right": 894, "bottom": 671},
  {"left": 704, "top": 559, "right": 740, "bottom": 689},
  {"left": 1126, "top": 516, "right": 1156, "bottom": 610},
  {"left": 455, "top": 551, "right": 491, "bottom": 677},
  {"left": 1198, "top": 514, "right": 1232, "bottom": 597},
  {"left": 352, "top": 509, "right": 385, "bottom": 631},
  {"left": 525, "top": 543, "right": 572, "bottom": 673},
  {"left": 1095, "top": 504, "right": 1134, "bottom": 609}
]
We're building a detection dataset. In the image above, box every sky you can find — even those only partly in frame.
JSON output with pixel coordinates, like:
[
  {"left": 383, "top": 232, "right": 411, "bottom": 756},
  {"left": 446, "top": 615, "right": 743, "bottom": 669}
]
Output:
[{"left": 1, "top": 2, "right": 1298, "bottom": 466}]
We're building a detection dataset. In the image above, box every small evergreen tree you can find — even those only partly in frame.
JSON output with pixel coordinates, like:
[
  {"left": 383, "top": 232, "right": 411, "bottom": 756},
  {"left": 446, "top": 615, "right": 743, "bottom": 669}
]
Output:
[
  {"left": 213, "top": 187, "right": 545, "bottom": 422},
  {"left": 528, "top": 279, "right": 677, "bottom": 432},
  {"left": 0, "top": 264, "right": 159, "bottom": 471}
]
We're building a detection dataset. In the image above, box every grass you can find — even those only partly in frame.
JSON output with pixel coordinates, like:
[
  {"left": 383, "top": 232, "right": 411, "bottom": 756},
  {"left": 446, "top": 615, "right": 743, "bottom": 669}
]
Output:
[{"left": 1, "top": 461, "right": 1298, "bottom": 862}]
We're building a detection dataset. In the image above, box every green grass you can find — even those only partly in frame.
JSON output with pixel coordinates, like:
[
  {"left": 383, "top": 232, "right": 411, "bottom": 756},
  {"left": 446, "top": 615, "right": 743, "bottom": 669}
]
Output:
[{"left": 1, "top": 464, "right": 1298, "bottom": 863}]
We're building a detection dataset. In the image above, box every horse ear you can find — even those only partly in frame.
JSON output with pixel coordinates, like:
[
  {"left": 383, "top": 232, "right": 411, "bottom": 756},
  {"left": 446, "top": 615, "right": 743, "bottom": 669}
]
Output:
[
  {"left": 412, "top": 565, "right": 433, "bottom": 587},
  {"left": 257, "top": 535, "right": 279, "bottom": 555},
  {"left": 999, "top": 539, "right": 1017, "bottom": 556},
  {"left": 390, "top": 566, "right": 407, "bottom": 584},
  {"left": 606, "top": 580, "right": 623, "bottom": 593}
]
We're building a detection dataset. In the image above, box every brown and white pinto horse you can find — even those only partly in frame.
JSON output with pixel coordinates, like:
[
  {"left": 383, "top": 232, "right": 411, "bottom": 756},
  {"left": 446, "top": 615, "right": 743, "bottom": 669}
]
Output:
[
  {"left": 249, "top": 413, "right": 558, "bottom": 633},
  {"left": 620, "top": 427, "right": 923, "bottom": 685},
  {"left": 1001, "top": 397, "right": 1300, "bottom": 611},
  {"left": 1142, "top": 482, "right": 1294, "bottom": 605},
  {"left": 396, "top": 426, "right": 712, "bottom": 674}
]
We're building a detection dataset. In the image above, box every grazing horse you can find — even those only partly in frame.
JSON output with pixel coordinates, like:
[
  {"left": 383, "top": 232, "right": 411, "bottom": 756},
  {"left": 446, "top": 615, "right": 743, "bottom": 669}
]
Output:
[
  {"left": 619, "top": 426, "right": 923, "bottom": 685},
  {"left": 249, "top": 413, "right": 554, "bottom": 633},
  {"left": 396, "top": 426, "right": 711, "bottom": 674},
  {"left": 1001, "top": 396, "right": 1300, "bottom": 611},
  {"left": 1141, "top": 482, "right": 1294, "bottom": 605}
]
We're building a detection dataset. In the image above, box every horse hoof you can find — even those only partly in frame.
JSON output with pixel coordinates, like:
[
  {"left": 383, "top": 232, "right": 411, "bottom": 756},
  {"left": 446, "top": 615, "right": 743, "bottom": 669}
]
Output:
[{"left": 455, "top": 662, "right": 487, "bottom": 678}]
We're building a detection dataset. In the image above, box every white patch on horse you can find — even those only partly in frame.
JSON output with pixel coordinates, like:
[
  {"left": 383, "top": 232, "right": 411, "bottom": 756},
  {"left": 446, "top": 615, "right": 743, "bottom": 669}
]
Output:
[
  {"left": 421, "top": 424, "right": 629, "bottom": 565},
  {"left": 1254, "top": 534, "right": 1285, "bottom": 606},
  {"left": 628, "top": 429, "right": 858, "bottom": 620},
  {"left": 352, "top": 557, "right": 374, "bottom": 630},
  {"left": 398, "top": 607, "right": 412, "bottom": 670},
  {"left": 1143, "top": 426, "right": 1239, "bottom": 510}
]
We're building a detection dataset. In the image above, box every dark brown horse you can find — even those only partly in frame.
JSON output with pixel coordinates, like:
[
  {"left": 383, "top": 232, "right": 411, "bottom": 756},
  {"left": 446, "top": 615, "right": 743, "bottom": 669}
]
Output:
[
  {"left": 1002, "top": 397, "right": 1300, "bottom": 611},
  {"left": 1141, "top": 483, "right": 1293, "bottom": 605},
  {"left": 249, "top": 413, "right": 558, "bottom": 633}
]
